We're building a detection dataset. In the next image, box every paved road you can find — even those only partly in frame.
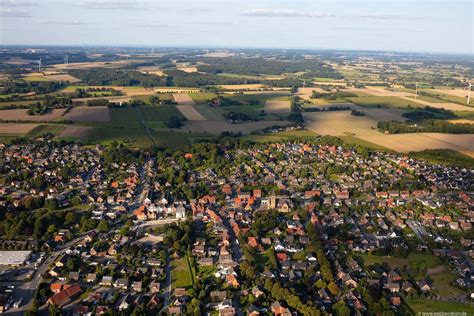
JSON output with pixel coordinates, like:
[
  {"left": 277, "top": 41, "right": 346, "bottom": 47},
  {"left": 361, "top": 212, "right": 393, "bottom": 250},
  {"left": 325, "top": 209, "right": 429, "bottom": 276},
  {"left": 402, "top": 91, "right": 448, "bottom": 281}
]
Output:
[
  {"left": 2, "top": 233, "right": 90, "bottom": 315},
  {"left": 158, "top": 250, "right": 171, "bottom": 315}
]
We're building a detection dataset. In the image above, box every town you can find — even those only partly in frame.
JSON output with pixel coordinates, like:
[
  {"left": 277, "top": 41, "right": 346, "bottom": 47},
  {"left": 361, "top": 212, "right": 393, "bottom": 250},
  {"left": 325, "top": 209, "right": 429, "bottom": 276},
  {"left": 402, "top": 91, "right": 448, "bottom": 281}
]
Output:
[{"left": 0, "top": 136, "right": 472, "bottom": 315}]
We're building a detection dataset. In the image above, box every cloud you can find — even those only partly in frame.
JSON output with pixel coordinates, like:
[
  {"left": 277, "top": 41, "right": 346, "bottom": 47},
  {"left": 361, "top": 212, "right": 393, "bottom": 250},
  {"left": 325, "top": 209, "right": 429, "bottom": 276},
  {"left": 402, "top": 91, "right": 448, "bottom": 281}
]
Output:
[
  {"left": 187, "top": 21, "right": 238, "bottom": 26},
  {"left": 241, "top": 9, "right": 416, "bottom": 21},
  {"left": 351, "top": 13, "right": 415, "bottom": 21},
  {"left": 241, "top": 9, "right": 334, "bottom": 18},
  {"left": 74, "top": 1, "right": 153, "bottom": 10},
  {"left": 34, "top": 19, "right": 88, "bottom": 26},
  {"left": 0, "top": 8, "right": 31, "bottom": 17},
  {"left": 0, "top": 0, "right": 36, "bottom": 7}
]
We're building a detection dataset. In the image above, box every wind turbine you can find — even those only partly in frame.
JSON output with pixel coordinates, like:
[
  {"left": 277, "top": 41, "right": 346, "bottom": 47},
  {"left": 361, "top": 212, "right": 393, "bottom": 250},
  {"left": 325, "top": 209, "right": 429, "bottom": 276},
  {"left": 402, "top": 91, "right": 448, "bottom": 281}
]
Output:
[
  {"left": 468, "top": 82, "right": 472, "bottom": 105},
  {"left": 37, "top": 59, "right": 42, "bottom": 72},
  {"left": 64, "top": 55, "right": 68, "bottom": 67},
  {"left": 415, "top": 82, "right": 418, "bottom": 99},
  {"left": 302, "top": 79, "right": 306, "bottom": 94}
]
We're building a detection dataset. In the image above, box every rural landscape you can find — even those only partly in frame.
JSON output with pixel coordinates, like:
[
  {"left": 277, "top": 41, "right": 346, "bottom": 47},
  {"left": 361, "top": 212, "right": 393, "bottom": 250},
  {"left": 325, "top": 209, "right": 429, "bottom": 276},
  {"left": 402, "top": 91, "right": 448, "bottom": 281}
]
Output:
[
  {"left": 0, "top": 47, "right": 473, "bottom": 160},
  {"left": 0, "top": 0, "right": 473, "bottom": 315}
]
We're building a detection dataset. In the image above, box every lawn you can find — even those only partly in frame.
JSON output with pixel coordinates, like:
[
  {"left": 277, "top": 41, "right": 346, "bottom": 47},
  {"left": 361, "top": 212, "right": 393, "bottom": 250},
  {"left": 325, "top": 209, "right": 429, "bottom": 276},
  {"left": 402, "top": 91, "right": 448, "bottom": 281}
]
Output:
[
  {"left": 359, "top": 253, "right": 441, "bottom": 271},
  {"left": 171, "top": 256, "right": 195, "bottom": 289},
  {"left": 346, "top": 96, "right": 425, "bottom": 109},
  {"left": 407, "top": 300, "right": 474, "bottom": 314}
]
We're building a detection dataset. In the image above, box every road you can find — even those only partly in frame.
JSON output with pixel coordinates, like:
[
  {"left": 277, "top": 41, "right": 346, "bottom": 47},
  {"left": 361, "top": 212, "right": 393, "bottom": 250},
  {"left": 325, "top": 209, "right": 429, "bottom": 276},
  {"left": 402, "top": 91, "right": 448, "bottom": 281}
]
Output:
[
  {"left": 2, "top": 233, "right": 91, "bottom": 315},
  {"left": 158, "top": 250, "right": 171, "bottom": 315}
]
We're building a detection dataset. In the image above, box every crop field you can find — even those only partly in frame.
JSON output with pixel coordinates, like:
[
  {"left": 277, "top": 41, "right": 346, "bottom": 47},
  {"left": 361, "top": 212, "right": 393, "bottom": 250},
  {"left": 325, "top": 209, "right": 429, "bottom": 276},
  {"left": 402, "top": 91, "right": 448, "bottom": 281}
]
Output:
[
  {"left": 173, "top": 93, "right": 195, "bottom": 105},
  {"left": 192, "top": 104, "right": 225, "bottom": 120},
  {"left": 86, "top": 127, "right": 153, "bottom": 147},
  {"left": 188, "top": 92, "right": 217, "bottom": 104},
  {"left": 57, "top": 125, "right": 92, "bottom": 140},
  {"left": 264, "top": 100, "right": 291, "bottom": 114},
  {"left": 176, "top": 105, "right": 207, "bottom": 121},
  {"left": 408, "top": 300, "right": 474, "bottom": 314},
  {"left": 218, "top": 84, "right": 266, "bottom": 90},
  {"left": 43, "top": 73, "right": 81, "bottom": 82},
  {"left": 346, "top": 96, "right": 426, "bottom": 109},
  {"left": 179, "top": 120, "right": 292, "bottom": 135},
  {"left": 358, "top": 133, "right": 474, "bottom": 157},
  {"left": 0, "top": 108, "right": 67, "bottom": 121},
  {"left": 303, "top": 111, "right": 381, "bottom": 136},
  {"left": 0, "top": 123, "right": 38, "bottom": 134},
  {"left": 27, "top": 124, "right": 64, "bottom": 137},
  {"left": 139, "top": 105, "right": 184, "bottom": 121},
  {"left": 23, "top": 75, "right": 51, "bottom": 82},
  {"left": 63, "top": 106, "right": 111, "bottom": 122}
]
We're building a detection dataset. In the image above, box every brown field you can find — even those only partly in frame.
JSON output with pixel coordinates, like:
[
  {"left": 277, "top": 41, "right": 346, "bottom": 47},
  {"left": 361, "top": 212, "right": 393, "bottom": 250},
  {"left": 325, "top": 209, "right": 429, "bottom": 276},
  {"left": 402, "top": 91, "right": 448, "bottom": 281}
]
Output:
[
  {"left": 0, "top": 108, "right": 67, "bottom": 121},
  {"left": 432, "top": 88, "right": 469, "bottom": 98},
  {"left": 202, "top": 51, "right": 235, "bottom": 58},
  {"left": 177, "top": 66, "right": 198, "bottom": 73},
  {"left": 113, "top": 87, "right": 156, "bottom": 97},
  {"left": 57, "top": 125, "right": 92, "bottom": 138},
  {"left": 73, "top": 96, "right": 133, "bottom": 103},
  {"left": 63, "top": 106, "right": 110, "bottom": 122},
  {"left": 448, "top": 119, "right": 474, "bottom": 124},
  {"left": 304, "top": 111, "right": 380, "bottom": 136},
  {"left": 138, "top": 67, "right": 165, "bottom": 76},
  {"left": 155, "top": 88, "right": 199, "bottom": 93},
  {"left": 347, "top": 86, "right": 474, "bottom": 112},
  {"left": 0, "top": 123, "right": 38, "bottom": 134},
  {"left": 173, "top": 93, "right": 195, "bottom": 105},
  {"left": 175, "top": 120, "right": 292, "bottom": 135},
  {"left": 298, "top": 87, "right": 326, "bottom": 100},
  {"left": 43, "top": 74, "right": 81, "bottom": 82},
  {"left": 218, "top": 84, "right": 266, "bottom": 90},
  {"left": 313, "top": 81, "right": 347, "bottom": 87},
  {"left": 52, "top": 61, "right": 130, "bottom": 70},
  {"left": 358, "top": 133, "right": 474, "bottom": 157},
  {"left": 264, "top": 100, "right": 291, "bottom": 114},
  {"left": 176, "top": 105, "right": 206, "bottom": 121}
]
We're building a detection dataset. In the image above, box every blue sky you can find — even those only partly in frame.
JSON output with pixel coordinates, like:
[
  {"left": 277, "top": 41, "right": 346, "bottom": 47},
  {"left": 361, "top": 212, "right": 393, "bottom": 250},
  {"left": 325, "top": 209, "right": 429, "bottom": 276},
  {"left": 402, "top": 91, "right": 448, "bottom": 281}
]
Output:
[{"left": 0, "top": 0, "right": 472, "bottom": 54}]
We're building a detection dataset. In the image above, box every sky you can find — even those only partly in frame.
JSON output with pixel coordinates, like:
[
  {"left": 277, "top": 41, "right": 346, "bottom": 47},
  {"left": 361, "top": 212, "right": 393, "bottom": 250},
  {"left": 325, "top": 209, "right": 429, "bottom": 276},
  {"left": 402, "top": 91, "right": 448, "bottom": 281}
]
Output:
[{"left": 0, "top": 0, "right": 472, "bottom": 54}]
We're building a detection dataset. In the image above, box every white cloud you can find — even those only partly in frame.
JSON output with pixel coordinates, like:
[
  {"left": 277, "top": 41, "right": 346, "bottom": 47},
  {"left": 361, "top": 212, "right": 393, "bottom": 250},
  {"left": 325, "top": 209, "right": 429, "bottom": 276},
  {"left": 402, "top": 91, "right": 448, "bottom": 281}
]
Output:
[
  {"left": 0, "top": 0, "right": 36, "bottom": 7},
  {"left": 74, "top": 1, "right": 152, "bottom": 10},
  {"left": 0, "top": 8, "right": 31, "bottom": 17},
  {"left": 241, "top": 9, "right": 334, "bottom": 18}
]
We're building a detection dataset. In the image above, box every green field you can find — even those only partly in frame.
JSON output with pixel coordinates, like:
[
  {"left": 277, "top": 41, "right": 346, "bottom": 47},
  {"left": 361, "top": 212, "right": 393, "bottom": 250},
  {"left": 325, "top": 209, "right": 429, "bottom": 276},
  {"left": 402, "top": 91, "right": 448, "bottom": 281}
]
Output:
[
  {"left": 339, "top": 135, "right": 392, "bottom": 151},
  {"left": 193, "top": 104, "right": 225, "bottom": 120},
  {"left": 171, "top": 256, "right": 195, "bottom": 289},
  {"left": 86, "top": 127, "right": 153, "bottom": 147},
  {"left": 408, "top": 300, "right": 474, "bottom": 314},
  {"left": 188, "top": 92, "right": 217, "bottom": 104},
  {"left": 139, "top": 105, "right": 184, "bottom": 121},
  {"left": 26, "top": 124, "right": 64, "bottom": 137},
  {"left": 346, "top": 96, "right": 426, "bottom": 109},
  {"left": 359, "top": 253, "right": 441, "bottom": 271},
  {"left": 24, "top": 76, "right": 50, "bottom": 82}
]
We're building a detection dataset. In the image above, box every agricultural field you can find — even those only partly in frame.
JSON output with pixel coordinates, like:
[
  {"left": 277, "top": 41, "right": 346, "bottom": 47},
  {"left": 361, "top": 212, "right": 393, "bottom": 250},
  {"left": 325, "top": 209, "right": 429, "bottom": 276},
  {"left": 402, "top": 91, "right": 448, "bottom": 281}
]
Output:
[
  {"left": 176, "top": 105, "right": 206, "bottom": 121},
  {"left": 264, "top": 100, "right": 291, "bottom": 114},
  {"left": 42, "top": 73, "right": 81, "bottom": 82},
  {"left": 63, "top": 106, "right": 111, "bottom": 122},
  {"left": 358, "top": 133, "right": 474, "bottom": 157},
  {"left": 57, "top": 125, "right": 92, "bottom": 140},
  {"left": 0, "top": 108, "right": 67, "bottom": 121},
  {"left": 139, "top": 105, "right": 184, "bottom": 121},
  {"left": 407, "top": 300, "right": 474, "bottom": 314},
  {"left": 86, "top": 126, "right": 153, "bottom": 147},
  {"left": 188, "top": 92, "right": 216, "bottom": 104},
  {"left": 0, "top": 123, "right": 38, "bottom": 134},
  {"left": 27, "top": 124, "right": 64, "bottom": 137},
  {"left": 172, "top": 93, "right": 196, "bottom": 105},
  {"left": 178, "top": 120, "right": 292, "bottom": 135}
]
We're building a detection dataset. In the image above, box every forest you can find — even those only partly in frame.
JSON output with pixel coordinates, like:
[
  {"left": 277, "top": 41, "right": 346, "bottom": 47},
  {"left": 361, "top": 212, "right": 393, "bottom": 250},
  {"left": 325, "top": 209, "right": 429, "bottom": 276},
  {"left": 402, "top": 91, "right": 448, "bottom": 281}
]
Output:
[
  {"left": 68, "top": 69, "right": 170, "bottom": 87},
  {"left": 377, "top": 120, "right": 474, "bottom": 134},
  {"left": 197, "top": 57, "right": 343, "bottom": 78}
]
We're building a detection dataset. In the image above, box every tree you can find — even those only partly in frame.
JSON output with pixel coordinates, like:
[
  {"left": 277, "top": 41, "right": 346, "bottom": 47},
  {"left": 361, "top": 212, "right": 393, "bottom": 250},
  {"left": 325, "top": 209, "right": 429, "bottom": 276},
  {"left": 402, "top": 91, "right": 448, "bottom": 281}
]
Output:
[
  {"left": 97, "top": 220, "right": 109, "bottom": 232},
  {"left": 166, "top": 116, "right": 183, "bottom": 128},
  {"left": 328, "top": 281, "right": 339, "bottom": 296},
  {"left": 333, "top": 300, "right": 350, "bottom": 316}
]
